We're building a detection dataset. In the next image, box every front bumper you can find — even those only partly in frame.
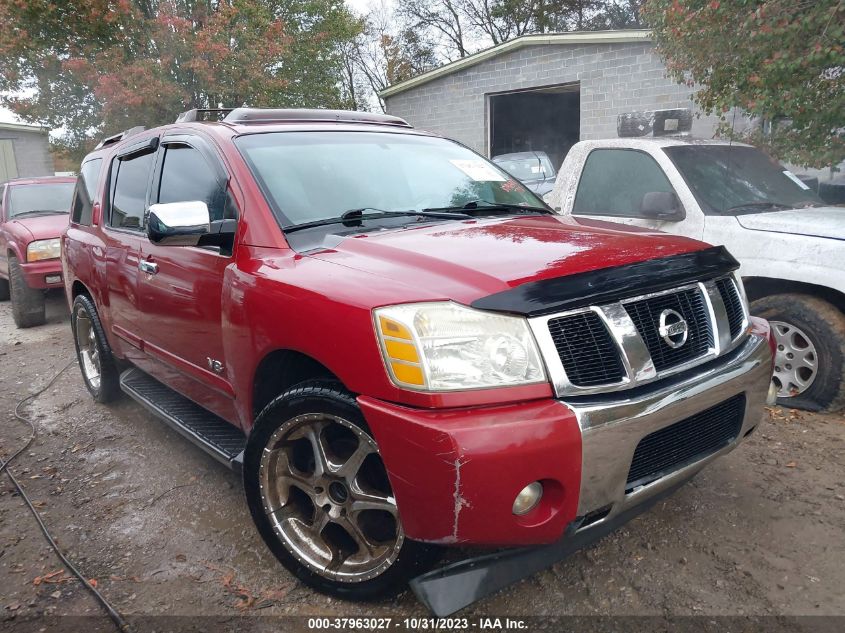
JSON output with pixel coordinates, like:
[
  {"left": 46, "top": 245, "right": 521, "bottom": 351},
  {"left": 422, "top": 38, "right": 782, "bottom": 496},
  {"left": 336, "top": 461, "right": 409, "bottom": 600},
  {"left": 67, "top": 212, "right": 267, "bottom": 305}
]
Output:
[
  {"left": 359, "top": 318, "right": 773, "bottom": 547},
  {"left": 20, "top": 258, "right": 63, "bottom": 289}
]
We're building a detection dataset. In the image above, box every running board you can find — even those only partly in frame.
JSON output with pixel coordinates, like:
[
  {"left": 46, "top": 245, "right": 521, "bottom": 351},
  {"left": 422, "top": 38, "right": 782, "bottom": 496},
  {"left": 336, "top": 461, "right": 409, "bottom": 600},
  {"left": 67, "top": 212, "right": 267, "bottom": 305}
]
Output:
[{"left": 119, "top": 368, "right": 245, "bottom": 472}]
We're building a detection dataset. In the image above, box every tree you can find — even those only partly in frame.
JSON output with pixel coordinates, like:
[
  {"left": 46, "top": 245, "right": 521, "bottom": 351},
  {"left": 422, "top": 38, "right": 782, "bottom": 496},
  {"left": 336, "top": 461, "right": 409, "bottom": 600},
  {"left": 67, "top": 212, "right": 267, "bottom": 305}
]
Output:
[
  {"left": 643, "top": 0, "right": 844, "bottom": 168},
  {"left": 346, "top": 2, "right": 438, "bottom": 111},
  {"left": 0, "top": 0, "right": 361, "bottom": 159}
]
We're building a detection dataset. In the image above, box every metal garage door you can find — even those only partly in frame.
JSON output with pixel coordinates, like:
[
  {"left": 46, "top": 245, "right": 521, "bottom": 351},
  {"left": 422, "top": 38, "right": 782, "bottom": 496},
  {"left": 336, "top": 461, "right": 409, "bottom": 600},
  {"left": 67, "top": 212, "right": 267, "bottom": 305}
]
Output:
[{"left": 0, "top": 139, "right": 18, "bottom": 182}]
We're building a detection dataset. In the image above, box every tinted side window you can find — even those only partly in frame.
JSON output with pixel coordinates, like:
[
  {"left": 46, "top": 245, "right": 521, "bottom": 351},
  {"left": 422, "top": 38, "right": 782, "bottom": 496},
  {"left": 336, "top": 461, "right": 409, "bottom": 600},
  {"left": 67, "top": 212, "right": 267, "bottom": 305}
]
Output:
[
  {"left": 71, "top": 158, "right": 102, "bottom": 225},
  {"left": 157, "top": 144, "right": 229, "bottom": 221},
  {"left": 573, "top": 149, "right": 675, "bottom": 218},
  {"left": 109, "top": 151, "right": 155, "bottom": 230}
]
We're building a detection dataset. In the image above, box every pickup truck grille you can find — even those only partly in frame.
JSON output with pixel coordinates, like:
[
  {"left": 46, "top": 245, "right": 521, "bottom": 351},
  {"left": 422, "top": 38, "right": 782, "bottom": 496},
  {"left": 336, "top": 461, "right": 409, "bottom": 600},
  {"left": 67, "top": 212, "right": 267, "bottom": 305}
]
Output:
[
  {"left": 716, "top": 277, "right": 745, "bottom": 339},
  {"left": 624, "top": 288, "right": 713, "bottom": 371},
  {"left": 533, "top": 275, "right": 748, "bottom": 397},
  {"left": 626, "top": 394, "right": 745, "bottom": 490},
  {"left": 548, "top": 312, "right": 625, "bottom": 386}
]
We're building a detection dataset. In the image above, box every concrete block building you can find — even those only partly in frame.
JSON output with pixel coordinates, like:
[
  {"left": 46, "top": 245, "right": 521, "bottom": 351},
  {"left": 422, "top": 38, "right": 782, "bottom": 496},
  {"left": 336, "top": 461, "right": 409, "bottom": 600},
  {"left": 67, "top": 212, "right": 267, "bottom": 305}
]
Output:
[
  {"left": 381, "top": 30, "right": 723, "bottom": 170},
  {"left": 0, "top": 121, "right": 54, "bottom": 182}
]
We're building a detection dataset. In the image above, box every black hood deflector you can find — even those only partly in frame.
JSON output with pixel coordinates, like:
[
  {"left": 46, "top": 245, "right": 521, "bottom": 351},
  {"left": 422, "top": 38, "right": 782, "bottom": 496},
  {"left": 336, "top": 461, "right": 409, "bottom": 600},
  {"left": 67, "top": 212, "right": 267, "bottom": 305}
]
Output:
[{"left": 471, "top": 245, "right": 739, "bottom": 317}]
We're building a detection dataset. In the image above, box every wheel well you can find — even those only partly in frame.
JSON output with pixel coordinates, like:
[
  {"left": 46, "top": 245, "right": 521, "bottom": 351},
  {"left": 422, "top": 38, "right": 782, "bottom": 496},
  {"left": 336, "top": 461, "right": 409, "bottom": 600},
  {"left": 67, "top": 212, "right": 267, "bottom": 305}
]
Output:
[
  {"left": 71, "top": 280, "right": 91, "bottom": 299},
  {"left": 743, "top": 277, "right": 845, "bottom": 314},
  {"left": 252, "top": 350, "right": 338, "bottom": 418}
]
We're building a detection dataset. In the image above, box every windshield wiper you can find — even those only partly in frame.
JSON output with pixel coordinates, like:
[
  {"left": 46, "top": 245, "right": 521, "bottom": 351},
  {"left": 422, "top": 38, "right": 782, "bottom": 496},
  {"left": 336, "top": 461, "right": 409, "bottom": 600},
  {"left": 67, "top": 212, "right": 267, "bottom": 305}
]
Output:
[
  {"left": 725, "top": 201, "right": 795, "bottom": 213},
  {"left": 12, "top": 209, "right": 69, "bottom": 218},
  {"left": 423, "top": 199, "right": 553, "bottom": 215},
  {"left": 284, "top": 207, "right": 471, "bottom": 233}
]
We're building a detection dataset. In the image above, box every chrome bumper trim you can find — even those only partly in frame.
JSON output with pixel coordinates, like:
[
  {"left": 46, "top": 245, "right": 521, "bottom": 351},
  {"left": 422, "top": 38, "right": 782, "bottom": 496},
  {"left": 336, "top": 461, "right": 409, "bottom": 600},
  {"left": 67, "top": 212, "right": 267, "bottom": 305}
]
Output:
[{"left": 565, "top": 331, "right": 771, "bottom": 519}]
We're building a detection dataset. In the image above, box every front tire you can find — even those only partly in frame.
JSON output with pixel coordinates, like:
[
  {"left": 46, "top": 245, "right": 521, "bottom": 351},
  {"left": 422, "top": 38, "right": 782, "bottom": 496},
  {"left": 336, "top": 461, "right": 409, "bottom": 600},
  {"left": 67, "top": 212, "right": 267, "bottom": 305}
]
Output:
[
  {"left": 71, "top": 294, "right": 120, "bottom": 403},
  {"left": 751, "top": 294, "right": 845, "bottom": 412},
  {"left": 244, "top": 380, "right": 437, "bottom": 600},
  {"left": 0, "top": 276, "right": 9, "bottom": 301},
  {"left": 8, "top": 256, "right": 45, "bottom": 327}
]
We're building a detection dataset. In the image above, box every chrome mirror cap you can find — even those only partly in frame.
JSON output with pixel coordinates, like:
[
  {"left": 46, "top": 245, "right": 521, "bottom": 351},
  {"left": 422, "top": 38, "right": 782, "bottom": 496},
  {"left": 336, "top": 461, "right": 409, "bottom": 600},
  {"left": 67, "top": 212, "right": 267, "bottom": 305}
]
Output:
[{"left": 147, "top": 201, "right": 211, "bottom": 246}]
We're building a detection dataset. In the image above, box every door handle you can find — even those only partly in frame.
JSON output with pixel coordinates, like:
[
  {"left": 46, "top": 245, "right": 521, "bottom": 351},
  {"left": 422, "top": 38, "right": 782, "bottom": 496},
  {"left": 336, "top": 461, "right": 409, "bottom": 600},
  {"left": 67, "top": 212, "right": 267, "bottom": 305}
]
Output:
[{"left": 139, "top": 260, "right": 158, "bottom": 275}]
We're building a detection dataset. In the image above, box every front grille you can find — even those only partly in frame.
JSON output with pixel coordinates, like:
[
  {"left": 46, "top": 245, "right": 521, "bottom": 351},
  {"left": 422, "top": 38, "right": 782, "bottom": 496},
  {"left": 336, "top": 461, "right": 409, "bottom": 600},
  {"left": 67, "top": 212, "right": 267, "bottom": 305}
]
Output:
[
  {"left": 626, "top": 394, "right": 746, "bottom": 490},
  {"left": 716, "top": 277, "right": 745, "bottom": 339},
  {"left": 625, "top": 288, "right": 713, "bottom": 371},
  {"left": 548, "top": 311, "right": 625, "bottom": 386}
]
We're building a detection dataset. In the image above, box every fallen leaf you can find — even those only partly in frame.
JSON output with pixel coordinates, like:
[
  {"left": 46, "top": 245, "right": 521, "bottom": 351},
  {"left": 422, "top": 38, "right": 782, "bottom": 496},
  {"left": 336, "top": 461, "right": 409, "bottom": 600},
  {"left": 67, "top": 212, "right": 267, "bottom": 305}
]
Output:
[
  {"left": 88, "top": 579, "right": 98, "bottom": 588},
  {"left": 786, "top": 461, "right": 797, "bottom": 468}
]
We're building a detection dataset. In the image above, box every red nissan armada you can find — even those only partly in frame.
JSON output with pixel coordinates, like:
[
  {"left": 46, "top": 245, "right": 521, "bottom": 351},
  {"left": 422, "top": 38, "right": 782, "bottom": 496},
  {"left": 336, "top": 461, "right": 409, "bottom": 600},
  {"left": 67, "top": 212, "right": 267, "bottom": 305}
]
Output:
[{"left": 62, "top": 109, "right": 776, "bottom": 612}]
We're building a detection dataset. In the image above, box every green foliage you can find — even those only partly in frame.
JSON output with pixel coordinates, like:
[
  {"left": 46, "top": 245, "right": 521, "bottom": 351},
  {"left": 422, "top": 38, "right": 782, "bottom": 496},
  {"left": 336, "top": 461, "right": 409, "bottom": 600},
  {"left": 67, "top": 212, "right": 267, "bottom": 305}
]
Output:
[
  {"left": 644, "top": 0, "right": 845, "bottom": 168},
  {"left": 0, "top": 0, "right": 361, "bottom": 160}
]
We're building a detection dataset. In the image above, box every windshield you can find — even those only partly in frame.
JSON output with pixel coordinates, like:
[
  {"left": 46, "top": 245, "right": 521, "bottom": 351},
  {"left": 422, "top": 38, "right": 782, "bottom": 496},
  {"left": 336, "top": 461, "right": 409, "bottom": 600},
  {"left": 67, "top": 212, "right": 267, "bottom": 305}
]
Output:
[
  {"left": 664, "top": 145, "right": 824, "bottom": 215},
  {"left": 493, "top": 154, "right": 554, "bottom": 182},
  {"left": 8, "top": 182, "right": 75, "bottom": 218},
  {"left": 235, "top": 131, "right": 545, "bottom": 228}
]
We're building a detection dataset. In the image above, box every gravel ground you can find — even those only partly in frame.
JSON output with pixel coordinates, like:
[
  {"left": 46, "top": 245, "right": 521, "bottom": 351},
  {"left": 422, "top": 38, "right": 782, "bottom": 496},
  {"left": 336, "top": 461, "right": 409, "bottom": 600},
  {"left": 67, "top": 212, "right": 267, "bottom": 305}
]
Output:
[{"left": 1, "top": 293, "right": 844, "bottom": 632}]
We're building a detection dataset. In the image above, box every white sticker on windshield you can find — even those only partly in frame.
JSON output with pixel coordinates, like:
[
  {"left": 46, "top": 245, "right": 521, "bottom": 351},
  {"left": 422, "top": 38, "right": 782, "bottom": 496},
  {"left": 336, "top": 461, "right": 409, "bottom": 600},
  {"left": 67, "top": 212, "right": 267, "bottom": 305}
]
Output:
[
  {"left": 450, "top": 159, "right": 506, "bottom": 182},
  {"left": 783, "top": 170, "right": 811, "bottom": 190}
]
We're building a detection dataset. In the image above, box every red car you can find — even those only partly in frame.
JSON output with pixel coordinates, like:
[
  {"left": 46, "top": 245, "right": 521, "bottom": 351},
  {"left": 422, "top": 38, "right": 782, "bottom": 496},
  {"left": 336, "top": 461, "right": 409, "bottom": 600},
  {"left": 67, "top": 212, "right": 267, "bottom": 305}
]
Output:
[
  {"left": 62, "top": 109, "right": 775, "bottom": 611},
  {"left": 0, "top": 176, "right": 76, "bottom": 327}
]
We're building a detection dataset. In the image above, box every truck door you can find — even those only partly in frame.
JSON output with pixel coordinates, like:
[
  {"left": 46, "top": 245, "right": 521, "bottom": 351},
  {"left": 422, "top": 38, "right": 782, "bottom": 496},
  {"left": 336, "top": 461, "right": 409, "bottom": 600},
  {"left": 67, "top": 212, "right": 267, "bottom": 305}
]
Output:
[
  {"left": 136, "top": 135, "right": 237, "bottom": 422},
  {"left": 568, "top": 148, "right": 704, "bottom": 239},
  {"left": 102, "top": 140, "right": 158, "bottom": 362}
]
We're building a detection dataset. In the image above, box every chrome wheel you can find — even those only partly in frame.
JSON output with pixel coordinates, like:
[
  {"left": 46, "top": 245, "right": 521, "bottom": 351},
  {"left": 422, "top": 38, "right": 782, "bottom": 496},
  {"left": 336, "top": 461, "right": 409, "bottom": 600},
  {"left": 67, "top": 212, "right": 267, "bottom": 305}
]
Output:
[
  {"left": 75, "top": 305, "right": 101, "bottom": 390},
  {"left": 771, "top": 320, "right": 818, "bottom": 398},
  {"left": 258, "top": 414, "right": 403, "bottom": 583}
]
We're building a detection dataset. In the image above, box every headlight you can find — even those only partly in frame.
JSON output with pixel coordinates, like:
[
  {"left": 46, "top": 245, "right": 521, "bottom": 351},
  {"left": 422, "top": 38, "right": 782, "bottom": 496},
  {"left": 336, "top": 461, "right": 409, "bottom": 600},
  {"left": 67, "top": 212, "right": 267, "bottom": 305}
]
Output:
[
  {"left": 26, "top": 238, "right": 61, "bottom": 262},
  {"left": 374, "top": 301, "right": 546, "bottom": 391}
]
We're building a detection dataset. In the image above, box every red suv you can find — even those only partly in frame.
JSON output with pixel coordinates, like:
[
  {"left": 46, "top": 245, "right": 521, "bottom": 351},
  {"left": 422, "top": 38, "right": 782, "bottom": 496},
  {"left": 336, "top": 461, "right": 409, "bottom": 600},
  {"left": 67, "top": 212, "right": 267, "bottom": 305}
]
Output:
[
  {"left": 1, "top": 176, "right": 76, "bottom": 327},
  {"left": 62, "top": 108, "right": 775, "bottom": 609}
]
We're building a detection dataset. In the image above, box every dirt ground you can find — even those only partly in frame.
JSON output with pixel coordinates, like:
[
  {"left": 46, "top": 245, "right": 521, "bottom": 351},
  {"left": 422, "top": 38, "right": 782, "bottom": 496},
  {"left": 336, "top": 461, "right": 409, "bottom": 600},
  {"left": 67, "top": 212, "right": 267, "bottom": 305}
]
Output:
[{"left": 1, "top": 293, "right": 844, "bottom": 632}]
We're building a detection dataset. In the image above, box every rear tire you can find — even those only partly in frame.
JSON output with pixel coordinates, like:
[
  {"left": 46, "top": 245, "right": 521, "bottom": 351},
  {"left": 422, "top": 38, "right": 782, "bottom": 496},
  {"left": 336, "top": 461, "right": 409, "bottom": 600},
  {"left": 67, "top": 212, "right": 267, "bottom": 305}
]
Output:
[
  {"left": 751, "top": 294, "right": 845, "bottom": 412},
  {"left": 71, "top": 294, "right": 120, "bottom": 403},
  {"left": 243, "top": 380, "right": 438, "bottom": 600},
  {"left": 9, "top": 256, "right": 45, "bottom": 327}
]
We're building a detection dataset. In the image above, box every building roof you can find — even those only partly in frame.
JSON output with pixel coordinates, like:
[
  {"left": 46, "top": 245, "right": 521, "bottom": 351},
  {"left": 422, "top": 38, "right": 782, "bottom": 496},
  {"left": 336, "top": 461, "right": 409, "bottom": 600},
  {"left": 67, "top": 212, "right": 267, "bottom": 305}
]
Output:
[
  {"left": 0, "top": 121, "right": 49, "bottom": 134},
  {"left": 380, "top": 29, "right": 652, "bottom": 99}
]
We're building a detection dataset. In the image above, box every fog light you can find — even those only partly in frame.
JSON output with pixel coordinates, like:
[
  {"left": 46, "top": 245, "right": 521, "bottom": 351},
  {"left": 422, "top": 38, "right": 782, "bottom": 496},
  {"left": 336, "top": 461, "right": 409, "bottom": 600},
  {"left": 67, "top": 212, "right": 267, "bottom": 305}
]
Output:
[
  {"left": 766, "top": 381, "right": 778, "bottom": 405},
  {"left": 512, "top": 481, "right": 543, "bottom": 515},
  {"left": 45, "top": 274, "right": 62, "bottom": 284}
]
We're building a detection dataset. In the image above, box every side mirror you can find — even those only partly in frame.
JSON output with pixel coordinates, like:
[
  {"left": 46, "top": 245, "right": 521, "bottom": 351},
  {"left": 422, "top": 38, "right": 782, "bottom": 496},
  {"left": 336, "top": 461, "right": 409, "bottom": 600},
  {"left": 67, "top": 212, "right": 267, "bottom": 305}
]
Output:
[
  {"left": 640, "top": 191, "right": 685, "bottom": 221},
  {"left": 147, "top": 201, "right": 235, "bottom": 248}
]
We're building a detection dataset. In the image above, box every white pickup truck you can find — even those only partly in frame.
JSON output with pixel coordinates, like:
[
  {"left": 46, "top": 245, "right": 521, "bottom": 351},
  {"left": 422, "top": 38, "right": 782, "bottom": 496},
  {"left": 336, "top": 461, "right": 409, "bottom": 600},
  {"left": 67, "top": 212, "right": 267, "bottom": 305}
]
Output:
[{"left": 546, "top": 137, "right": 845, "bottom": 412}]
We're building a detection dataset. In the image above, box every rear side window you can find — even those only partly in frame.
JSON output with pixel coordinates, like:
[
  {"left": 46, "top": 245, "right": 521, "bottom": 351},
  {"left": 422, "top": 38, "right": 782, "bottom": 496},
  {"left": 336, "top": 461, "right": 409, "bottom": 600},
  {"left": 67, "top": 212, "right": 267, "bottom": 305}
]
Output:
[
  {"left": 573, "top": 149, "right": 675, "bottom": 218},
  {"left": 109, "top": 151, "right": 155, "bottom": 231},
  {"left": 71, "top": 158, "right": 102, "bottom": 225},
  {"left": 157, "top": 144, "right": 230, "bottom": 221}
]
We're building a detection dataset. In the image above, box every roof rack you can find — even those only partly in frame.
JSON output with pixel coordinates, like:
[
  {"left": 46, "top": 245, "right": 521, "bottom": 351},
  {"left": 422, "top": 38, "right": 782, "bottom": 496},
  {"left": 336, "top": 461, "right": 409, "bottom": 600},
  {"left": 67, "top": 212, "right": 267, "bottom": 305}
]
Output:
[
  {"left": 95, "top": 125, "right": 146, "bottom": 150},
  {"left": 175, "top": 108, "right": 235, "bottom": 123},
  {"left": 222, "top": 108, "right": 411, "bottom": 128}
]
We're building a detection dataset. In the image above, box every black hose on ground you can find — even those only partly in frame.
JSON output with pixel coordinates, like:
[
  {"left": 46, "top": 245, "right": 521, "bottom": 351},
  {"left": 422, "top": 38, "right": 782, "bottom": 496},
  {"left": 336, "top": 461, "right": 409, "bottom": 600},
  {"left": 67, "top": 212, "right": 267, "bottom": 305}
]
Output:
[{"left": 1, "top": 358, "right": 130, "bottom": 632}]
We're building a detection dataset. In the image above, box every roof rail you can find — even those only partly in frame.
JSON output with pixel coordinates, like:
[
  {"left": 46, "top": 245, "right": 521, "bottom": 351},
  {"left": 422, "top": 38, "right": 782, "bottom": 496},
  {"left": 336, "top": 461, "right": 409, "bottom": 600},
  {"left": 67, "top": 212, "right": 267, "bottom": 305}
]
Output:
[
  {"left": 222, "top": 108, "right": 411, "bottom": 128},
  {"left": 176, "top": 108, "right": 235, "bottom": 123},
  {"left": 95, "top": 125, "right": 146, "bottom": 150}
]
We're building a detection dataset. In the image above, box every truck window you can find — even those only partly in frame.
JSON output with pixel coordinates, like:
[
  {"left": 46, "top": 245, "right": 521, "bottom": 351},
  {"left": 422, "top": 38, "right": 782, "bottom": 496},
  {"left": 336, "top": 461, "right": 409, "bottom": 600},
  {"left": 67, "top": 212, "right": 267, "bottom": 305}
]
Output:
[
  {"left": 573, "top": 149, "right": 675, "bottom": 218},
  {"left": 157, "top": 144, "right": 230, "bottom": 221},
  {"left": 109, "top": 151, "right": 155, "bottom": 231},
  {"left": 71, "top": 158, "right": 102, "bottom": 226}
]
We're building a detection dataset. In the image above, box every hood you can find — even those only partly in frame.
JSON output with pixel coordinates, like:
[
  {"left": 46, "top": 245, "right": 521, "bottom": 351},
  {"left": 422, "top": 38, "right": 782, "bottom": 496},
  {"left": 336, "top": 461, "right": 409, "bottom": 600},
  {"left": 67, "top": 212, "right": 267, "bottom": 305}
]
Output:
[
  {"left": 527, "top": 180, "right": 555, "bottom": 196},
  {"left": 735, "top": 207, "right": 845, "bottom": 241},
  {"left": 8, "top": 213, "right": 69, "bottom": 242},
  {"left": 310, "top": 215, "right": 709, "bottom": 305}
]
